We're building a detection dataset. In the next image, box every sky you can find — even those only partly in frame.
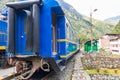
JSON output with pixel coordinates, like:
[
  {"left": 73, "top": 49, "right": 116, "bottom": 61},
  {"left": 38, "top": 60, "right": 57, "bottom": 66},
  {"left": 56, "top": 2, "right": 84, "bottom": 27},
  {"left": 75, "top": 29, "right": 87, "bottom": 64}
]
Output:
[{"left": 64, "top": 0, "right": 120, "bottom": 21}]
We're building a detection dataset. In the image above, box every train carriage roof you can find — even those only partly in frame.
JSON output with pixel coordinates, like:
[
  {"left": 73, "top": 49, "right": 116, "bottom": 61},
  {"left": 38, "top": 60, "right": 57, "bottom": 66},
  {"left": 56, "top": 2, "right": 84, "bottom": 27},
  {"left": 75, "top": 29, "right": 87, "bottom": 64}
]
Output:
[{"left": 6, "top": 0, "right": 42, "bottom": 9}]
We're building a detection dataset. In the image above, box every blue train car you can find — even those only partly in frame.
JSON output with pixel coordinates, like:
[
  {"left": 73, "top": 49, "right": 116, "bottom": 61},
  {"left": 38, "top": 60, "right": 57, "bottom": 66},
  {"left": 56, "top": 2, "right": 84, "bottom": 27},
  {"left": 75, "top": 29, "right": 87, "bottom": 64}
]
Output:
[
  {"left": 0, "top": 20, "right": 7, "bottom": 50},
  {"left": 6, "top": 0, "right": 80, "bottom": 79},
  {"left": 58, "top": 18, "right": 80, "bottom": 59},
  {"left": 0, "top": 19, "right": 7, "bottom": 68}
]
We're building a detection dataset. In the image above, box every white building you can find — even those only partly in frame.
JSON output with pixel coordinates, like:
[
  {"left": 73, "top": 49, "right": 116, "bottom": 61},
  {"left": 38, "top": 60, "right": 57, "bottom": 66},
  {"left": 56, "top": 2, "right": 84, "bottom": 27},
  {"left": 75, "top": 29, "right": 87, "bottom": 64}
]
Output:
[
  {"left": 99, "top": 34, "right": 120, "bottom": 54},
  {"left": 110, "top": 37, "right": 120, "bottom": 54},
  {"left": 98, "top": 35, "right": 110, "bottom": 50}
]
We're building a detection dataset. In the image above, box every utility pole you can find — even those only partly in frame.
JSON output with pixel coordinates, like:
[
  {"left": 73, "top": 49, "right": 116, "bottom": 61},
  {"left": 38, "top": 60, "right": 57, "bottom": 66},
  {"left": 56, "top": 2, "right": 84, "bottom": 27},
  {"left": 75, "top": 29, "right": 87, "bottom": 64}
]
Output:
[{"left": 90, "top": 8, "right": 97, "bottom": 52}]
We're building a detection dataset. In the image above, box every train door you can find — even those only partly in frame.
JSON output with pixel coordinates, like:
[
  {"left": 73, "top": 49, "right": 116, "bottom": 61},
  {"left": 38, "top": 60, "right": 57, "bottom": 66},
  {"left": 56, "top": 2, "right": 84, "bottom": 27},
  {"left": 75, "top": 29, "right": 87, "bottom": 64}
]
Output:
[
  {"left": 52, "top": 12, "right": 57, "bottom": 54},
  {"left": 15, "top": 11, "right": 33, "bottom": 55},
  {"left": 8, "top": 3, "right": 40, "bottom": 55}
]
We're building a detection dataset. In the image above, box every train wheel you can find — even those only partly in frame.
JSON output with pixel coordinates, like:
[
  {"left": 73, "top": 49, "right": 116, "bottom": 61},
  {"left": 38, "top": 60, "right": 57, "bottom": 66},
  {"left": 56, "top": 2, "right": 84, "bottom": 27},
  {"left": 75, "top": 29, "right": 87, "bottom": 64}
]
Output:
[
  {"left": 15, "top": 61, "right": 24, "bottom": 73},
  {"left": 18, "top": 59, "right": 41, "bottom": 79}
]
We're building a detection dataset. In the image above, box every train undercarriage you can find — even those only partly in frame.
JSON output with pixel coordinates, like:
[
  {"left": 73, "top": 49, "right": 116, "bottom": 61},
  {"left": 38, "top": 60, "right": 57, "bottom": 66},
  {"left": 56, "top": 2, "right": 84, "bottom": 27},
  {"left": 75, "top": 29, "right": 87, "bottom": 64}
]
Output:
[
  {"left": 0, "top": 50, "right": 7, "bottom": 69},
  {"left": 11, "top": 55, "right": 51, "bottom": 79}
]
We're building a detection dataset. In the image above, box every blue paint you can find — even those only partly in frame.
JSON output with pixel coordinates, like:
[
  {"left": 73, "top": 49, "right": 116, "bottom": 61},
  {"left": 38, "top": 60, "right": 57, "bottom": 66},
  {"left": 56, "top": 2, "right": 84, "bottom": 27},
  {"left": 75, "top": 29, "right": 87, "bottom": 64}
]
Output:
[
  {"left": 0, "top": 20, "right": 7, "bottom": 46},
  {"left": 7, "top": 0, "right": 80, "bottom": 62},
  {"left": 57, "top": 16, "right": 66, "bottom": 57},
  {"left": 15, "top": 10, "right": 34, "bottom": 55},
  {"left": 40, "top": 0, "right": 64, "bottom": 58}
]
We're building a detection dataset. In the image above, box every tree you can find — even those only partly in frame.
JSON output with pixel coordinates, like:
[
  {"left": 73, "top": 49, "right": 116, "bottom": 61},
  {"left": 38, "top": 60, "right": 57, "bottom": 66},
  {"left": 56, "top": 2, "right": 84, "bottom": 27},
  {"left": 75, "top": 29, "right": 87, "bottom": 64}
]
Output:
[{"left": 111, "top": 20, "right": 120, "bottom": 34}]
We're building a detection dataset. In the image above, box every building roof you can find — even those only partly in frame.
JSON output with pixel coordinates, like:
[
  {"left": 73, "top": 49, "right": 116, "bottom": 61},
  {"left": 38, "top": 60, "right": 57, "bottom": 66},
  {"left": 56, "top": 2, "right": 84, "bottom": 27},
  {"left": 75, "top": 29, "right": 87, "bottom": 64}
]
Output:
[{"left": 105, "top": 34, "right": 120, "bottom": 36}]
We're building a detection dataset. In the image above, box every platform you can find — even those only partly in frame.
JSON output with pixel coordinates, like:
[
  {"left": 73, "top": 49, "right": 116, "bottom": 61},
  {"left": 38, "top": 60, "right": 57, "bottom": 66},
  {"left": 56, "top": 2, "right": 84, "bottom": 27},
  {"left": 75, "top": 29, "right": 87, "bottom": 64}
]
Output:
[
  {"left": 72, "top": 53, "right": 91, "bottom": 80},
  {"left": 0, "top": 67, "right": 16, "bottom": 80}
]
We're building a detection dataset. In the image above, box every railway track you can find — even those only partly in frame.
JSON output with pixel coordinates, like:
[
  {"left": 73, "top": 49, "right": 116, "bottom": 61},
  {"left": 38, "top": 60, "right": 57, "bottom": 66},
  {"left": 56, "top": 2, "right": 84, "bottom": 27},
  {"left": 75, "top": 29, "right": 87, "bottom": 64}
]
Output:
[
  {"left": 1, "top": 52, "right": 80, "bottom": 80},
  {"left": 2, "top": 68, "right": 53, "bottom": 80},
  {"left": 41, "top": 71, "right": 55, "bottom": 80}
]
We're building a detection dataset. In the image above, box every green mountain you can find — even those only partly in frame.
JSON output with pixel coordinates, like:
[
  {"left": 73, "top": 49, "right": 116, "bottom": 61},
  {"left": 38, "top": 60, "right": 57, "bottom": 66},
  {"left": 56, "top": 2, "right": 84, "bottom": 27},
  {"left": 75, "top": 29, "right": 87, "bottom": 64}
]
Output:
[
  {"left": 111, "top": 20, "right": 120, "bottom": 34},
  {"left": 58, "top": 0, "right": 114, "bottom": 44}
]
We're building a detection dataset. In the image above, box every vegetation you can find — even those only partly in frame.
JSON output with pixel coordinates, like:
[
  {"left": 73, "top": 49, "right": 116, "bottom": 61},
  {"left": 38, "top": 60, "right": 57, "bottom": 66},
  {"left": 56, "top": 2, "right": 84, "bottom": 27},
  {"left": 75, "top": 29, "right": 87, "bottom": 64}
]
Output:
[
  {"left": 58, "top": 0, "right": 115, "bottom": 45},
  {"left": 86, "top": 69, "right": 120, "bottom": 75},
  {"left": 111, "top": 20, "right": 120, "bottom": 34},
  {"left": 0, "top": 0, "right": 11, "bottom": 11},
  {"left": 99, "top": 48, "right": 105, "bottom": 54},
  {"left": 65, "top": 10, "right": 114, "bottom": 45}
]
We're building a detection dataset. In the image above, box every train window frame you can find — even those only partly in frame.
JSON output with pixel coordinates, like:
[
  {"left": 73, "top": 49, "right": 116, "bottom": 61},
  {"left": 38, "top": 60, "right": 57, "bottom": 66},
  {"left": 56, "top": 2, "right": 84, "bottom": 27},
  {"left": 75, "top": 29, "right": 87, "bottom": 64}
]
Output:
[
  {"left": 65, "top": 17, "right": 78, "bottom": 42},
  {"left": 24, "top": 16, "right": 29, "bottom": 34},
  {"left": 66, "top": 23, "right": 71, "bottom": 40}
]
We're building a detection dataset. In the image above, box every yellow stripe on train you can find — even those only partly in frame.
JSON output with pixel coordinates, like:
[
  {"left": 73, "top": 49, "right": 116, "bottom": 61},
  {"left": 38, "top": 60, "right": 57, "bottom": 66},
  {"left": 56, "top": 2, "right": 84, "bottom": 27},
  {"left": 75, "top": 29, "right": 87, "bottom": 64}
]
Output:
[
  {"left": 57, "top": 39, "right": 78, "bottom": 45},
  {"left": 60, "top": 49, "right": 79, "bottom": 58},
  {"left": 0, "top": 46, "right": 6, "bottom": 50}
]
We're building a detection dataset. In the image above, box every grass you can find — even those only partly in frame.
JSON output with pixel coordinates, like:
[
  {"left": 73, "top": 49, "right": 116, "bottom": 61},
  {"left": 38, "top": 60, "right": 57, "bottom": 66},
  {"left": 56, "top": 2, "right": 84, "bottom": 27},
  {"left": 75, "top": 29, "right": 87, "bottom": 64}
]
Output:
[
  {"left": 86, "top": 69, "right": 120, "bottom": 76},
  {"left": 104, "top": 55, "right": 120, "bottom": 58}
]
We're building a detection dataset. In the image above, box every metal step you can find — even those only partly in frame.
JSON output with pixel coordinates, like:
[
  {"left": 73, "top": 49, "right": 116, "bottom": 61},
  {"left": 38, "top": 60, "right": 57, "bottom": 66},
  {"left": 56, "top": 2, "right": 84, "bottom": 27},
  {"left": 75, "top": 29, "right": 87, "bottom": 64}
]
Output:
[
  {"left": 59, "top": 65, "right": 65, "bottom": 71},
  {"left": 56, "top": 60, "right": 62, "bottom": 64}
]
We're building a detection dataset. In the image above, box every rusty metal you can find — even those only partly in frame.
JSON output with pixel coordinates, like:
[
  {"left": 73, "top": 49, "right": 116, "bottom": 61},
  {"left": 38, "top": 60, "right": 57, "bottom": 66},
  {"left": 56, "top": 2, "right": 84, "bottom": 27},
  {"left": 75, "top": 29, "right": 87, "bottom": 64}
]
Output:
[{"left": 14, "top": 57, "right": 42, "bottom": 80}]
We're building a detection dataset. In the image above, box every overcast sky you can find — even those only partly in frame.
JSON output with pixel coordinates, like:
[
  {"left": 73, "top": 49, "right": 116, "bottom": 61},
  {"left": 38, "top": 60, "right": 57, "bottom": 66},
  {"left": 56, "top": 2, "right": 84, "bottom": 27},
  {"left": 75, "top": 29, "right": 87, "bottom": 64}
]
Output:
[{"left": 64, "top": 0, "right": 120, "bottom": 21}]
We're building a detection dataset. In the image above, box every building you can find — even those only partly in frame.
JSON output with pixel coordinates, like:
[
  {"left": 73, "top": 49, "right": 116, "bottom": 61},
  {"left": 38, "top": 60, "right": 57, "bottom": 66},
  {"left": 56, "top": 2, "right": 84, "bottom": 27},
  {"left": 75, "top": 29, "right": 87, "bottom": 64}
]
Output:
[
  {"left": 99, "top": 35, "right": 110, "bottom": 50},
  {"left": 110, "top": 37, "right": 120, "bottom": 54},
  {"left": 99, "top": 34, "right": 120, "bottom": 54}
]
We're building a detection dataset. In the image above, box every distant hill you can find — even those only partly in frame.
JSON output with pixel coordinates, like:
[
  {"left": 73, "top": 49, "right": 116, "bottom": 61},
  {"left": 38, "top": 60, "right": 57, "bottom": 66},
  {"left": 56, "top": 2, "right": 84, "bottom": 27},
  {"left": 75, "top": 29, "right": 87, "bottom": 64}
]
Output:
[
  {"left": 58, "top": 0, "right": 114, "bottom": 44},
  {"left": 104, "top": 15, "right": 120, "bottom": 24}
]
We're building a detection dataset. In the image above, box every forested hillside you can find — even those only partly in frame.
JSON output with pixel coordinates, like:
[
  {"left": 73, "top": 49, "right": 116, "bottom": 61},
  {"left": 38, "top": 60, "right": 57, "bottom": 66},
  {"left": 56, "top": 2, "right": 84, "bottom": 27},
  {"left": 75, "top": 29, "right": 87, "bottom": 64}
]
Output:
[{"left": 111, "top": 21, "right": 120, "bottom": 34}]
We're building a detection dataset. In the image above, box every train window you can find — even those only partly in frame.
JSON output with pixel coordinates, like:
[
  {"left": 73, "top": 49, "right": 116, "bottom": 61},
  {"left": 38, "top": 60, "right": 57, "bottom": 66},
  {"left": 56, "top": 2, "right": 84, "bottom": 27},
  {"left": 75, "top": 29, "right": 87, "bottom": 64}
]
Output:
[
  {"left": 24, "top": 14, "right": 32, "bottom": 34},
  {"left": 66, "top": 20, "right": 77, "bottom": 42},
  {"left": 66, "top": 23, "right": 68, "bottom": 27},
  {"left": 66, "top": 23, "right": 70, "bottom": 39},
  {"left": 52, "top": 12, "right": 57, "bottom": 52},
  {"left": 69, "top": 27, "right": 72, "bottom": 40},
  {"left": 24, "top": 17, "right": 28, "bottom": 34}
]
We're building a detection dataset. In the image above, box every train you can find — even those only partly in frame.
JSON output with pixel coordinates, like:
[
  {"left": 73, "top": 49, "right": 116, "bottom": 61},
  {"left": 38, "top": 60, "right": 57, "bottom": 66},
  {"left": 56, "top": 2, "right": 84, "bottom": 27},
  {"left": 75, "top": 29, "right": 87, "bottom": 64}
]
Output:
[
  {"left": 0, "top": 1, "right": 27, "bottom": 69},
  {"left": 0, "top": 9, "right": 7, "bottom": 68},
  {"left": 6, "top": 0, "right": 80, "bottom": 79},
  {"left": 0, "top": 19, "right": 7, "bottom": 68}
]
